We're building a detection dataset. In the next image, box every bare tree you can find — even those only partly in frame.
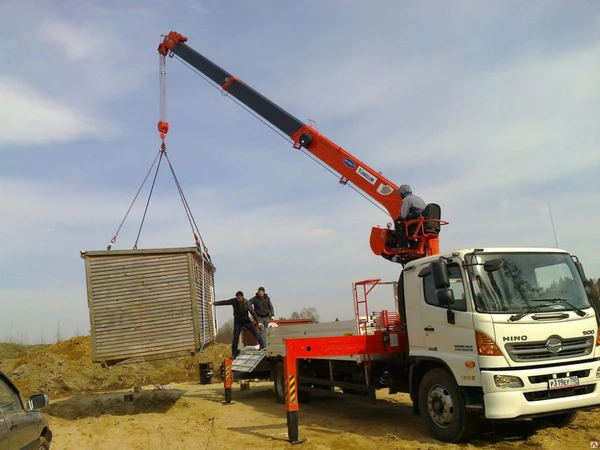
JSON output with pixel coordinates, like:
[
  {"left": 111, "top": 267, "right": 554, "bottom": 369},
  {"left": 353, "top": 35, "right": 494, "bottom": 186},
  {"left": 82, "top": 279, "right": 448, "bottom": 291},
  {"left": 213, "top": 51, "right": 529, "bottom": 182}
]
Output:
[
  {"left": 216, "top": 319, "right": 234, "bottom": 344},
  {"left": 289, "top": 307, "right": 320, "bottom": 323}
]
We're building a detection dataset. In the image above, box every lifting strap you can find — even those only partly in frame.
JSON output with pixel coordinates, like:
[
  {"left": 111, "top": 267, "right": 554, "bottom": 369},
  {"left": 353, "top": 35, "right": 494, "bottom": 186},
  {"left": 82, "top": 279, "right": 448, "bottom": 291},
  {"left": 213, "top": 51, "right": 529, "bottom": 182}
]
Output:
[{"left": 106, "top": 142, "right": 212, "bottom": 263}]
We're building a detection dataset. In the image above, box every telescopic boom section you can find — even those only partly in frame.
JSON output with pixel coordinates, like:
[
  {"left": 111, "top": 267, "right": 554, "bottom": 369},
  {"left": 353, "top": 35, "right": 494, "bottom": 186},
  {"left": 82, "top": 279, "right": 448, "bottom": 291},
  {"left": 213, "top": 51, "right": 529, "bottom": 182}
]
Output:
[
  {"left": 158, "top": 31, "right": 401, "bottom": 219},
  {"left": 159, "top": 31, "right": 445, "bottom": 264}
]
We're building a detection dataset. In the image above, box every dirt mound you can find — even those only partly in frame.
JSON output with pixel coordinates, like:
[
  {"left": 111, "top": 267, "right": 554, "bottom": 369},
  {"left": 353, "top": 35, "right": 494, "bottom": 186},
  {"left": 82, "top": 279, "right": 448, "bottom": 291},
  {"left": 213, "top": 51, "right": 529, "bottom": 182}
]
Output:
[{"left": 1, "top": 336, "right": 230, "bottom": 398}]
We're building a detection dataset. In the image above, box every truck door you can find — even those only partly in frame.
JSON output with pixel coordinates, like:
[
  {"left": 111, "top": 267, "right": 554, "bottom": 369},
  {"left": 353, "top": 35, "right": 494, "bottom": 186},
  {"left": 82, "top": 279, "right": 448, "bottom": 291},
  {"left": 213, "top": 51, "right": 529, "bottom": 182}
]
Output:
[{"left": 419, "top": 261, "right": 479, "bottom": 381}]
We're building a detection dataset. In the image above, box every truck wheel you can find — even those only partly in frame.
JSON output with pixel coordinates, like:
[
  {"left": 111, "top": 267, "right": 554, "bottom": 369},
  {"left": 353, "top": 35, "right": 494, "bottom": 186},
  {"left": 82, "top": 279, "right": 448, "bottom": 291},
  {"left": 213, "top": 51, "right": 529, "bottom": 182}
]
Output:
[
  {"left": 273, "top": 361, "right": 285, "bottom": 404},
  {"left": 418, "top": 368, "right": 477, "bottom": 443},
  {"left": 543, "top": 411, "right": 578, "bottom": 427},
  {"left": 272, "top": 361, "right": 311, "bottom": 404}
]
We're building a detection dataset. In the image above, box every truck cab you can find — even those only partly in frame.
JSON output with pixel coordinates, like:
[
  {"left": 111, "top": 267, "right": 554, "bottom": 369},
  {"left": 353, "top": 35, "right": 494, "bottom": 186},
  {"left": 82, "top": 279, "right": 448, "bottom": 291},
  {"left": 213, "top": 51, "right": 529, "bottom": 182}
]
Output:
[{"left": 402, "top": 247, "right": 600, "bottom": 439}]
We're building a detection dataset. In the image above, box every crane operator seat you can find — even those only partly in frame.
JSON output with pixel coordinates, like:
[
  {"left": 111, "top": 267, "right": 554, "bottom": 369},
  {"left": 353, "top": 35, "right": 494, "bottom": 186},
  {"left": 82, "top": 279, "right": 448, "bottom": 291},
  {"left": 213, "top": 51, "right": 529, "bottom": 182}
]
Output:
[
  {"left": 421, "top": 203, "right": 441, "bottom": 235},
  {"left": 398, "top": 203, "right": 442, "bottom": 249}
]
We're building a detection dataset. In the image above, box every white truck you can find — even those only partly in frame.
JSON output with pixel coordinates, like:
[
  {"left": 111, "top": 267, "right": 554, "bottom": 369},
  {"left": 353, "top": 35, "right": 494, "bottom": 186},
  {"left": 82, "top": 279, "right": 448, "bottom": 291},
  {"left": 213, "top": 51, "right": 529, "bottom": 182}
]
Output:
[
  {"left": 157, "top": 33, "right": 600, "bottom": 442},
  {"left": 235, "top": 247, "right": 600, "bottom": 442}
]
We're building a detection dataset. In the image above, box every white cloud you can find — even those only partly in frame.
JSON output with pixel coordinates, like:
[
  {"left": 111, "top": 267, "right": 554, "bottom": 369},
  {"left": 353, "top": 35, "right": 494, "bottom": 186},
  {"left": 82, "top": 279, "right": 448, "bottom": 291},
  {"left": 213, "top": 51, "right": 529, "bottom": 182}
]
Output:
[
  {"left": 0, "top": 77, "right": 120, "bottom": 146},
  {"left": 35, "top": 16, "right": 151, "bottom": 99},
  {"left": 374, "top": 44, "right": 600, "bottom": 193},
  {"left": 39, "top": 20, "right": 102, "bottom": 62}
]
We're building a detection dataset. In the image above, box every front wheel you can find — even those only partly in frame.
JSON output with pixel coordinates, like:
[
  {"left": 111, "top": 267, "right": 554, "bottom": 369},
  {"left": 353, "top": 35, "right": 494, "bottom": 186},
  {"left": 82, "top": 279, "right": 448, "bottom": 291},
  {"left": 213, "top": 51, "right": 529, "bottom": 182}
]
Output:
[
  {"left": 542, "top": 411, "right": 578, "bottom": 427},
  {"left": 418, "top": 368, "right": 477, "bottom": 443},
  {"left": 38, "top": 436, "right": 51, "bottom": 450}
]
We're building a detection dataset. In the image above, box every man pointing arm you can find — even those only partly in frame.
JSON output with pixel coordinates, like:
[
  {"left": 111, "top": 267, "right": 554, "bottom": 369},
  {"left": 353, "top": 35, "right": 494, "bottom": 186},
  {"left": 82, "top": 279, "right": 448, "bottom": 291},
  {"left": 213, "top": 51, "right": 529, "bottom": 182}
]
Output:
[{"left": 213, "top": 290, "right": 265, "bottom": 358}]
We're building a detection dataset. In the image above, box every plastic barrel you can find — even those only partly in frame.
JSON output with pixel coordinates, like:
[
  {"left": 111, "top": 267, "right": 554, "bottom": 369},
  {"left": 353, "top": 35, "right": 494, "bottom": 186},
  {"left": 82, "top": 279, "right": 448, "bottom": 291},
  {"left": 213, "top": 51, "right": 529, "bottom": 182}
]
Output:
[{"left": 199, "top": 362, "right": 214, "bottom": 384}]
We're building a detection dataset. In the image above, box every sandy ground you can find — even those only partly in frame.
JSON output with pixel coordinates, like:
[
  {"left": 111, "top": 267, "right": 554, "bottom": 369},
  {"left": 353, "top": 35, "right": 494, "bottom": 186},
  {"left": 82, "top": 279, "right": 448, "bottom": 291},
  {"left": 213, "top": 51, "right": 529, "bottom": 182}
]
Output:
[{"left": 2, "top": 337, "right": 599, "bottom": 449}]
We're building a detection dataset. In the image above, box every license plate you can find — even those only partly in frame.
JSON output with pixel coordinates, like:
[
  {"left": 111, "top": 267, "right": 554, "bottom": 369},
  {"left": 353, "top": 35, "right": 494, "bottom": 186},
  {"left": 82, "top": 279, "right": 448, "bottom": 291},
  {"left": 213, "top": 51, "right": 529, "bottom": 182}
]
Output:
[{"left": 548, "top": 376, "right": 579, "bottom": 390}]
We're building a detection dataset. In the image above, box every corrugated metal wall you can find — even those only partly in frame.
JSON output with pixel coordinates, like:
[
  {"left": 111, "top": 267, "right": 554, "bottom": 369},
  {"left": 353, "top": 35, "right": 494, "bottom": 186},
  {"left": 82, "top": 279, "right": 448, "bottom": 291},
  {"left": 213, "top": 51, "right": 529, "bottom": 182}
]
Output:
[
  {"left": 82, "top": 247, "right": 216, "bottom": 365},
  {"left": 191, "top": 256, "right": 217, "bottom": 346}
]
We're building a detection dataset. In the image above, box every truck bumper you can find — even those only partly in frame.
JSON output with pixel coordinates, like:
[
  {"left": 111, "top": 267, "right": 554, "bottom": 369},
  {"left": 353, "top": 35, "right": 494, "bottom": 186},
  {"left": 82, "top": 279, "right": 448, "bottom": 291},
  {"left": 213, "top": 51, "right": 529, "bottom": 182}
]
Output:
[{"left": 481, "top": 360, "right": 600, "bottom": 419}]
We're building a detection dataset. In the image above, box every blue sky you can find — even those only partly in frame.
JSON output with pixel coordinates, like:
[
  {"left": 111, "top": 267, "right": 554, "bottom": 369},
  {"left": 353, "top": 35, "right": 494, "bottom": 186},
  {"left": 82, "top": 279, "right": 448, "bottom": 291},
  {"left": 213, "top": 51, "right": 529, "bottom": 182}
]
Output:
[{"left": 1, "top": 1, "right": 599, "bottom": 343}]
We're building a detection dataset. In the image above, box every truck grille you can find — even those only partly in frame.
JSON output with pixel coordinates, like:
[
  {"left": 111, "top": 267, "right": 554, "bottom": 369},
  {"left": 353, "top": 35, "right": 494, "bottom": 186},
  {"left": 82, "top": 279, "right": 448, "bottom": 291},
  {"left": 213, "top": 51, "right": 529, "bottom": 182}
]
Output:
[
  {"left": 524, "top": 384, "right": 595, "bottom": 402},
  {"left": 505, "top": 336, "right": 594, "bottom": 362}
]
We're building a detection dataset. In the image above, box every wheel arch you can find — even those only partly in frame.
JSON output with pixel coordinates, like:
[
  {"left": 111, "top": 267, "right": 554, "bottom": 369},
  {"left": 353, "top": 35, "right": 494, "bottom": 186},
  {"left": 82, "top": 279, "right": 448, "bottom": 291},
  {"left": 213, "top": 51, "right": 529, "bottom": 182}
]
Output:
[
  {"left": 269, "top": 355, "right": 283, "bottom": 381},
  {"left": 409, "top": 357, "right": 456, "bottom": 415}
]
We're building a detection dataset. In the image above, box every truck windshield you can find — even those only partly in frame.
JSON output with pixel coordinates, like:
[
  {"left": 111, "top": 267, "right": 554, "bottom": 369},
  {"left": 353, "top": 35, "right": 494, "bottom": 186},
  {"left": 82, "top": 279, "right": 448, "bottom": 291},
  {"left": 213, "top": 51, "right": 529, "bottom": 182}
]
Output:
[{"left": 465, "top": 252, "right": 590, "bottom": 314}]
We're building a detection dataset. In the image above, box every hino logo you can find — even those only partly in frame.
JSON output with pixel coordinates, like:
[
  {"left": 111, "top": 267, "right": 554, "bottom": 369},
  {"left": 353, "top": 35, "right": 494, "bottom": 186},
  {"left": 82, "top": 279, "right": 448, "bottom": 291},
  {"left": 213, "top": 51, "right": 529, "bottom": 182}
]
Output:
[
  {"left": 503, "top": 335, "right": 528, "bottom": 342},
  {"left": 545, "top": 337, "right": 563, "bottom": 353}
]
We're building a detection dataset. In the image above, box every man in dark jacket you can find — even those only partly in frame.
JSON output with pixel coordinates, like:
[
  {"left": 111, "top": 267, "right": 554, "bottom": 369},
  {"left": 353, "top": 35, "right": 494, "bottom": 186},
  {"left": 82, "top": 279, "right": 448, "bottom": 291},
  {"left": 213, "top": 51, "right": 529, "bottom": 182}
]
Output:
[
  {"left": 212, "top": 291, "right": 265, "bottom": 358},
  {"left": 249, "top": 287, "right": 274, "bottom": 345},
  {"left": 395, "top": 184, "right": 426, "bottom": 248}
]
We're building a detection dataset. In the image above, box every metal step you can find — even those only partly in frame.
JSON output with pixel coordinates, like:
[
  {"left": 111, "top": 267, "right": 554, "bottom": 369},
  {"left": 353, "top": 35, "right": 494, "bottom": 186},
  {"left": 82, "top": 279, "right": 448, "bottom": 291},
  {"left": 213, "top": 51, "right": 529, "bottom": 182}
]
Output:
[{"left": 232, "top": 351, "right": 267, "bottom": 373}]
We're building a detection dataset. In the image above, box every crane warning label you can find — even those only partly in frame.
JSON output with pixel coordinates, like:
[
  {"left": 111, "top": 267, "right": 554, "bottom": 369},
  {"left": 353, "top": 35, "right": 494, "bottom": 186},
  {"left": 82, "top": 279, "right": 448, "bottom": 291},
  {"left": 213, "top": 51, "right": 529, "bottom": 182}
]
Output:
[
  {"left": 356, "top": 166, "right": 377, "bottom": 185},
  {"left": 377, "top": 184, "right": 394, "bottom": 195}
]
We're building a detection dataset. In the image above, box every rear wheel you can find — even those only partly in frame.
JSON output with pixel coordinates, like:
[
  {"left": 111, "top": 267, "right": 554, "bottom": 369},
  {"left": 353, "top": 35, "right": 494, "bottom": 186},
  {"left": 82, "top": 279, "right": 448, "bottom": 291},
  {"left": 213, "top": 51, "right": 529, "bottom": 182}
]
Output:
[
  {"left": 273, "top": 361, "right": 285, "bottom": 404},
  {"left": 418, "top": 368, "right": 477, "bottom": 443},
  {"left": 272, "top": 361, "right": 311, "bottom": 404}
]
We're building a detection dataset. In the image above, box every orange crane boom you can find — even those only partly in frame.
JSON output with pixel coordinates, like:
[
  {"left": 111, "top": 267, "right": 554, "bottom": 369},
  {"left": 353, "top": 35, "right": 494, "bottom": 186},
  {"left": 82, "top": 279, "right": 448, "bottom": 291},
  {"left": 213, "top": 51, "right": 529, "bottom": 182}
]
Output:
[{"left": 158, "top": 31, "right": 445, "bottom": 265}]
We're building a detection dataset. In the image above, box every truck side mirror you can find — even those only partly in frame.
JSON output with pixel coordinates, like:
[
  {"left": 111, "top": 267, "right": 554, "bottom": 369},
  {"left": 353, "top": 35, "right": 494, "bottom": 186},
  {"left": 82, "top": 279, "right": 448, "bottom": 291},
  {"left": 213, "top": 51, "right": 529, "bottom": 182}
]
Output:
[
  {"left": 437, "top": 289, "right": 456, "bottom": 324},
  {"left": 431, "top": 261, "right": 450, "bottom": 289},
  {"left": 483, "top": 259, "right": 504, "bottom": 272},
  {"left": 437, "top": 288, "right": 455, "bottom": 306}
]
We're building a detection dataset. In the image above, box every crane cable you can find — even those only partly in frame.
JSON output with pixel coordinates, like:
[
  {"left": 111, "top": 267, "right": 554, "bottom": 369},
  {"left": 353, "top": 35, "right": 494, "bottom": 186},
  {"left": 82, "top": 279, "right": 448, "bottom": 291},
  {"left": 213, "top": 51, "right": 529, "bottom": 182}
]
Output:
[
  {"left": 158, "top": 51, "right": 212, "bottom": 261},
  {"left": 132, "top": 147, "right": 164, "bottom": 250},
  {"left": 106, "top": 151, "right": 161, "bottom": 250},
  {"left": 176, "top": 57, "right": 390, "bottom": 218},
  {"left": 107, "top": 53, "right": 213, "bottom": 262}
]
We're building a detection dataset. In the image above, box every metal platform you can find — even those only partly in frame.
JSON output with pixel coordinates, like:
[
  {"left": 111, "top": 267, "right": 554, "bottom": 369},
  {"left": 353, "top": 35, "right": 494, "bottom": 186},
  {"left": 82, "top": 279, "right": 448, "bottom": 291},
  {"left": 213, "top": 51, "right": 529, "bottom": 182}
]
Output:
[{"left": 232, "top": 350, "right": 267, "bottom": 373}]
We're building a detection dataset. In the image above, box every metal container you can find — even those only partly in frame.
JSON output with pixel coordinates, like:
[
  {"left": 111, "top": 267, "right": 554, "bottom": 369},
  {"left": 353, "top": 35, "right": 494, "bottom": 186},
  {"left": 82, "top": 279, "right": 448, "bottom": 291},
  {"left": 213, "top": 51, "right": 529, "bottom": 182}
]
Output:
[{"left": 81, "top": 247, "right": 217, "bottom": 366}]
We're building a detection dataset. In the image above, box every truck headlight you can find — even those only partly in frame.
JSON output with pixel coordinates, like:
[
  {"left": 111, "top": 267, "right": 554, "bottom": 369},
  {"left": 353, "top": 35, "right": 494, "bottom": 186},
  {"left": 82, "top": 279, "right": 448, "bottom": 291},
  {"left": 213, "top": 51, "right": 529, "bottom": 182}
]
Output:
[
  {"left": 596, "top": 367, "right": 600, "bottom": 379},
  {"left": 493, "top": 375, "right": 524, "bottom": 389}
]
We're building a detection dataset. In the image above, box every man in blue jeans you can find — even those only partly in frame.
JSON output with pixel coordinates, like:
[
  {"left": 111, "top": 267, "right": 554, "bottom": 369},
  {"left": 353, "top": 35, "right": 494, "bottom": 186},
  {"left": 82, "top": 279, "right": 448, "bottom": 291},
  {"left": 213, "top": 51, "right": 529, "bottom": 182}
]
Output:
[
  {"left": 250, "top": 286, "right": 274, "bottom": 345},
  {"left": 212, "top": 291, "right": 265, "bottom": 358}
]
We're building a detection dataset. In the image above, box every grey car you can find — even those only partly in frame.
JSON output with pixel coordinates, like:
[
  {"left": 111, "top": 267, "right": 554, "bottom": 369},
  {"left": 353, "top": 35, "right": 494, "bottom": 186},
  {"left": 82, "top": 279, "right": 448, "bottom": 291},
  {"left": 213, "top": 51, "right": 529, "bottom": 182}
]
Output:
[{"left": 0, "top": 371, "right": 52, "bottom": 449}]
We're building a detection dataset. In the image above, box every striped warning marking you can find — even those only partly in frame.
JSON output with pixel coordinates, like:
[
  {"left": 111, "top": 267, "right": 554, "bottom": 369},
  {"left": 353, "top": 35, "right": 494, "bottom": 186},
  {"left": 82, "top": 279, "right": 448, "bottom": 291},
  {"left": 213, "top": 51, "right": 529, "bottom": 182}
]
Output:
[
  {"left": 286, "top": 375, "right": 297, "bottom": 404},
  {"left": 225, "top": 359, "right": 233, "bottom": 388}
]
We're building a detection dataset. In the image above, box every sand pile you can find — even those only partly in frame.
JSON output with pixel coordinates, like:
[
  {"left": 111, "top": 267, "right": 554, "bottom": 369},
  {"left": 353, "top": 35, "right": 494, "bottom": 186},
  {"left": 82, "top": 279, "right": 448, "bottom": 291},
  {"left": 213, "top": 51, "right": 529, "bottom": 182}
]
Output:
[{"left": 1, "top": 336, "right": 230, "bottom": 398}]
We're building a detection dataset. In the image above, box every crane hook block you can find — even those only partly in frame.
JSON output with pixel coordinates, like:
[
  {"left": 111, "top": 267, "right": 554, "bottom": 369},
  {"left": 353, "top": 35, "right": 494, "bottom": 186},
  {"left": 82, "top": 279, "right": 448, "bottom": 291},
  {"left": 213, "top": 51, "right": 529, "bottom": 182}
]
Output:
[
  {"left": 158, "top": 120, "right": 169, "bottom": 138},
  {"left": 299, "top": 133, "right": 313, "bottom": 148}
]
